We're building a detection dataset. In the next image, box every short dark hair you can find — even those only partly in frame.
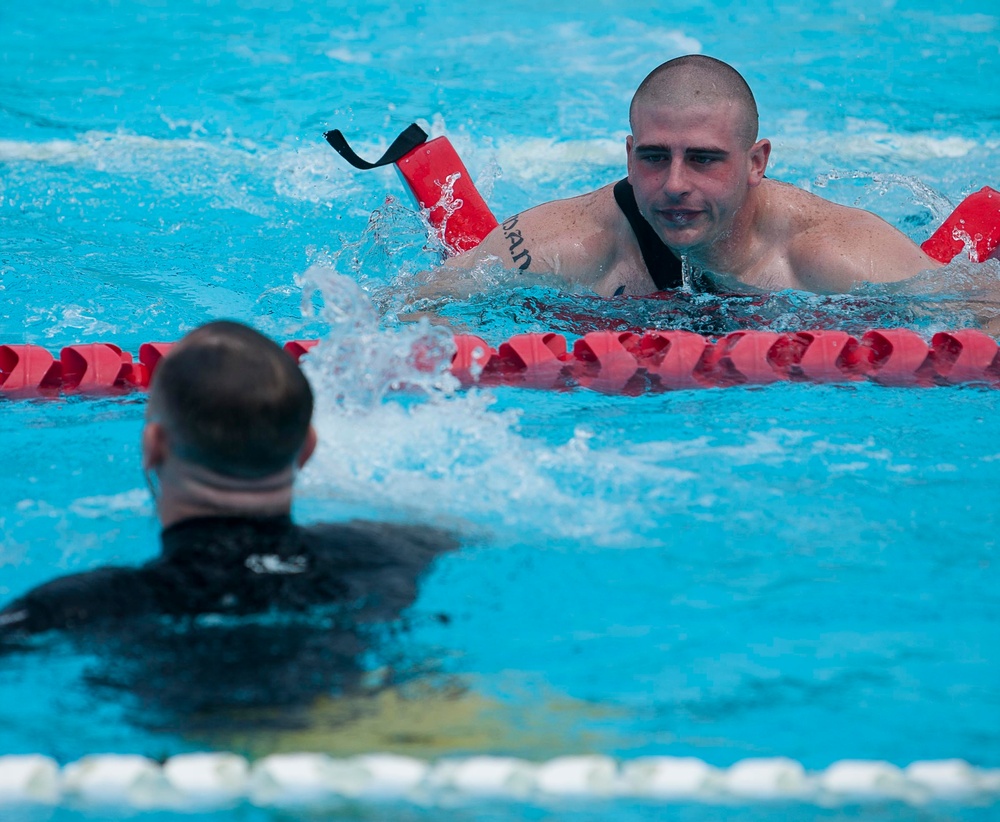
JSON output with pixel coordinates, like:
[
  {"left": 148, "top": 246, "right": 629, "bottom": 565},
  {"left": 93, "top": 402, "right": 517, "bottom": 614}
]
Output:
[
  {"left": 630, "top": 55, "right": 759, "bottom": 147},
  {"left": 150, "top": 321, "right": 314, "bottom": 478}
]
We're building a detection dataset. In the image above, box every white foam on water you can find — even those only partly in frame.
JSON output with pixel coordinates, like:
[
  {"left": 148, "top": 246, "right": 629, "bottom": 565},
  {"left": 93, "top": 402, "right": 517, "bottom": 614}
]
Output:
[
  {"left": 2, "top": 121, "right": 986, "bottom": 237},
  {"left": 0, "top": 131, "right": 364, "bottom": 216},
  {"left": 4, "top": 753, "right": 996, "bottom": 808},
  {"left": 494, "top": 137, "right": 625, "bottom": 185},
  {"left": 905, "top": 12, "right": 997, "bottom": 34},
  {"left": 248, "top": 753, "right": 345, "bottom": 805},
  {"left": 807, "top": 132, "right": 980, "bottom": 162},
  {"left": 546, "top": 21, "right": 701, "bottom": 77},
  {"left": 68, "top": 488, "right": 152, "bottom": 520},
  {"left": 324, "top": 47, "right": 374, "bottom": 64}
]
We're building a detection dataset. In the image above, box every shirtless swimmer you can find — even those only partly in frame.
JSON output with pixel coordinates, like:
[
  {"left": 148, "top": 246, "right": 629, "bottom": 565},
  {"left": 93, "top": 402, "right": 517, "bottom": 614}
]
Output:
[{"left": 441, "top": 55, "right": 940, "bottom": 297}]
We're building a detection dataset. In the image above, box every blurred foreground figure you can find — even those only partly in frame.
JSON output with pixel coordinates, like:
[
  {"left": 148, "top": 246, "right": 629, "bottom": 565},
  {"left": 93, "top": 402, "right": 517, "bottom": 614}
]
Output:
[{"left": 0, "top": 321, "right": 455, "bottom": 720}]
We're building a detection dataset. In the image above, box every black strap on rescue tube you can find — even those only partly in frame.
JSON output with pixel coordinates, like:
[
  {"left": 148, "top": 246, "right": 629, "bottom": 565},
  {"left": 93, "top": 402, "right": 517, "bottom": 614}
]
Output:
[
  {"left": 324, "top": 123, "right": 429, "bottom": 170},
  {"left": 613, "top": 179, "right": 683, "bottom": 291}
]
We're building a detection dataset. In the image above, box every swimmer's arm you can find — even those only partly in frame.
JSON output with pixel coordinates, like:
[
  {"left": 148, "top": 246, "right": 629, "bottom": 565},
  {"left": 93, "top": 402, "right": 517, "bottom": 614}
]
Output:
[
  {"left": 792, "top": 211, "right": 942, "bottom": 293},
  {"left": 437, "top": 196, "right": 616, "bottom": 290},
  {"left": 395, "top": 216, "right": 567, "bottom": 319}
]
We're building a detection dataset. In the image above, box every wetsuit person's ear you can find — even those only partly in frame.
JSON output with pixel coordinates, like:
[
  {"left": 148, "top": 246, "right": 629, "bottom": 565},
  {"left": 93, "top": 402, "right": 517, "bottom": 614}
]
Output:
[
  {"left": 142, "top": 421, "right": 169, "bottom": 471},
  {"left": 296, "top": 425, "right": 318, "bottom": 470}
]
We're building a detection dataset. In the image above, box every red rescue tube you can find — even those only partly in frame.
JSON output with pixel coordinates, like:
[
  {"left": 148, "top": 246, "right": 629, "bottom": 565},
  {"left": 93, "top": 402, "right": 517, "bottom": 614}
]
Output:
[
  {"left": 325, "top": 124, "right": 498, "bottom": 257},
  {"left": 395, "top": 138, "right": 499, "bottom": 255}
]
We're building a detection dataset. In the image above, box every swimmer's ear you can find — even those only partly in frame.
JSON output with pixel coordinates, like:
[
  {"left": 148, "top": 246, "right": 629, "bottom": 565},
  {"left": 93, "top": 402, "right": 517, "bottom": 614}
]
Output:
[
  {"left": 748, "top": 138, "right": 771, "bottom": 185},
  {"left": 297, "top": 425, "right": 318, "bottom": 469},
  {"left": 625, "top": 134, "right": 635, "bottom": 180},
  {"left": 141, "top": 421, "right": 169, "bottom": 471}
]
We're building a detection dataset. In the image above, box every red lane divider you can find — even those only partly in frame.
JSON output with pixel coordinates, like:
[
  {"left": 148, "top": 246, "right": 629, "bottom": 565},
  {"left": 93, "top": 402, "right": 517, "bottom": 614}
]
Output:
[
  {"left": 138, "top": 343, "right": 175, "bottom": 380},
  {"left": 928, "top": 329, "right": 1000, "bottom": 384},
  {"left": 0, "top": 345, "right": 62, "bottom": 392},
  {"left": 633, "top": 330, "right": 710, "bottom": 389},
  {"left": 2, "top": 330, "right": 998, "bottom": 397},
  {"left": 59, "top": 344, "right": 135, "bottom": 391},
  {"left": 769, "top": 331, "right": 863, "bottom": 382},
  {"left": 698, "top": 330, "right": 786, "bottom": 387}
]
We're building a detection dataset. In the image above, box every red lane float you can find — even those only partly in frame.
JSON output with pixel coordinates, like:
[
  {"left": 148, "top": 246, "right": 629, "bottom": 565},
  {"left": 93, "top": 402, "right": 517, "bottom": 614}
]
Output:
[
  {"left": 2, "top": 330, "right": 998, "bottom": 397},
  {"left": 0, "top": 345, "right": 61, "bottom": 391},
  {"left": 444, "top": 329, "right": 1000, "bottom": 392}
]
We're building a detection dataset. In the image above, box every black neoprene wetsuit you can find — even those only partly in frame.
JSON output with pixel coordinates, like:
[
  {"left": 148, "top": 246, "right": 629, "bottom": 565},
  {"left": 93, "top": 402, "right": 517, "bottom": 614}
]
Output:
[
  {"left": 0, "top": 516, "right": 456, "bottom": 717},
  {"left": 0, "top": 515, "right": 454, "bottom": 638},
  {"left": 613, "top": 178, "right": 683, "bottom": 291}
]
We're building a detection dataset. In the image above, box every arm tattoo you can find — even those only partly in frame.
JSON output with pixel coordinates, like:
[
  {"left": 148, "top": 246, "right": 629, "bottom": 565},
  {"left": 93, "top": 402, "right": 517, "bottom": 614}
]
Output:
[{"left": 502, "top": 214, "right": 532, "bottom": 271}]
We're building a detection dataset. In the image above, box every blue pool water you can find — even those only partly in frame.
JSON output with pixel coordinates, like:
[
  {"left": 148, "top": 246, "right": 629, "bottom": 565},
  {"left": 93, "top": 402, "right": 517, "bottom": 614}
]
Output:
[{"left": 1, "top": 0, "right": 999, "bottom": 819}]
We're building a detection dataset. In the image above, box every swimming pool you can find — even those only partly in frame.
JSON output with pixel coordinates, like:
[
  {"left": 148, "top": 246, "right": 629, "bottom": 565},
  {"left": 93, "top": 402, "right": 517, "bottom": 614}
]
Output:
[{"left": 1, "top": 0, "right": 999, "bottom": 818}]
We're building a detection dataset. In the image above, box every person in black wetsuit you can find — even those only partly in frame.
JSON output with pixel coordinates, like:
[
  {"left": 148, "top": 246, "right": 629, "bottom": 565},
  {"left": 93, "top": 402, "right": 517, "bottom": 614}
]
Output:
[
  {"left": 438, "top": 55, "right": 939, "bottom": 297},
  {"left": 0, "top": 321, "right": 455, "bottom": 719}
]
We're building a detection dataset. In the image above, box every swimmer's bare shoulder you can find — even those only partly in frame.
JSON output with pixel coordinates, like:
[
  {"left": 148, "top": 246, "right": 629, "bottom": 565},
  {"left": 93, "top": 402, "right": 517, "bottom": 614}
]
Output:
[
  {"left": 443, "top": 182, "right": 648, "bottom": 296},
  {"left": 768, "top": 181, "right": 942, "bottom": 293}
]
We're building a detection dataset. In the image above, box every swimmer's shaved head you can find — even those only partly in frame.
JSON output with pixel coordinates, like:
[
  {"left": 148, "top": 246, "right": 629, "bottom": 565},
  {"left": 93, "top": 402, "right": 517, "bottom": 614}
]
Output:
[
  {"left": 630, "top": 55, "right": 759, "bottom": 148},
  {"left": 149, "top": 321, "right": 313, "bottom": 479}
]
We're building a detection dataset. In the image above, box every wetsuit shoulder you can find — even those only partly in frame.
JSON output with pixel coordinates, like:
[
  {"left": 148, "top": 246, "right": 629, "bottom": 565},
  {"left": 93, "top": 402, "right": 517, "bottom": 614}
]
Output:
[
  {"left": 157, "top": 516, "right": 455, "bottom": 619},
  {"left": 0, "top": 517, "right": 458, "bottom": 644},
  {"left": 0, "top": 566, "right": 158, "bottom": 639},
  {"left": 613, "top": 179, "right": 683, "bottom": 290},
  {"left": 298, "top": 520, "right": 458, "bottom": 619}
]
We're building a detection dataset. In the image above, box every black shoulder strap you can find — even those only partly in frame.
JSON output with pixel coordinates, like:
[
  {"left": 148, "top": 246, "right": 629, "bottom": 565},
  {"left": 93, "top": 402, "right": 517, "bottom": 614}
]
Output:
[
  {"left": 324, "top": 123, "right": 428, "bottom": 170},
  {"left": 613, "top": 179, "right": 683, "bottom": 290}
]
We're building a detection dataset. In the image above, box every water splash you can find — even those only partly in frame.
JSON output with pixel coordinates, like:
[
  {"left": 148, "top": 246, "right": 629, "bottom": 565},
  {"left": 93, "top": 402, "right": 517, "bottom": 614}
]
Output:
[
  {"left": 812, "top": 170, "right": 954, "bottom": 229},
  {"left": 292, "top": 269, "right": 700, "bottom": 546},
  {"left": 299, "top": 264, "right": 458, "bottom": 412}
]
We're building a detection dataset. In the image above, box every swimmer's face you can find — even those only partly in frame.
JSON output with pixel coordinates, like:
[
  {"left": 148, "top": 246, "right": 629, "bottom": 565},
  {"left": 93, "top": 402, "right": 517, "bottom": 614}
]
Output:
[{"left": 626, "top": 99, "right": 769, "bottom": 256}]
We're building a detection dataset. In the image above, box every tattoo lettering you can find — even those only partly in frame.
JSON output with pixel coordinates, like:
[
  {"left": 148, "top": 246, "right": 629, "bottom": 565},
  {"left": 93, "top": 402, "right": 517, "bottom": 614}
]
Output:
[{"left": 501, "top": 214, "right": 532, "bottom": 271}]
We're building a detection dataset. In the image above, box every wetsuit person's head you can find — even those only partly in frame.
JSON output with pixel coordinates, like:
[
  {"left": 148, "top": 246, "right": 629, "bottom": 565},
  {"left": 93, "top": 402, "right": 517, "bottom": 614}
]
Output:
[{"left": 142, "top": 321, "right": 317, "bottom": 528}]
